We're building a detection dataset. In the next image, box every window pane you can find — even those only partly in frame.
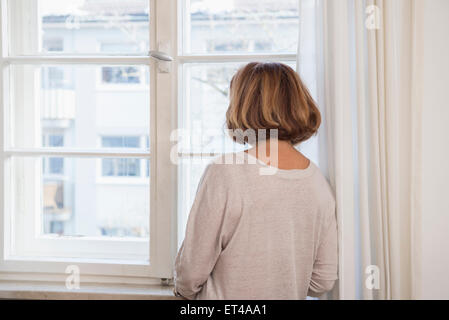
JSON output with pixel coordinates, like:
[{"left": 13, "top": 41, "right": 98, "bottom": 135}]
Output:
[
  {"left": 48, "top": 134, "right": 64, "bottom": 147},
  {"left": 101, "top": 136, "right": 142, "bottom": 177},
  {"left": 42, "top": 133, "right": 65, "bottom": 174},
  {"left": 182, "top": 0, "right": 299, "bottom": 54},
  {"left": 11, "top": 156, "right": 150, "bottom": 238},
  {"left": 10, "top": 64, "right": 150, "bottom": 150},
  {"left": 177, "top": 157, "right": 211, "bottom": 247},
  {"left": 102, "top": 158, "right": 141, "bottom": 177},
  {"left": 49, "top": 158, "right": 64, "bottom": 174},
  {"left": 180, "top": 63, "right": 245, "bottom": 154},
  {"left": 102, "top": 67, "right": 142, "bottom": 84},
  {"left": 9, "top": 0, "right": 149, "bottom": 55},
  {"left": 101, "top": 136, "right": 140, "bottom": 148}
]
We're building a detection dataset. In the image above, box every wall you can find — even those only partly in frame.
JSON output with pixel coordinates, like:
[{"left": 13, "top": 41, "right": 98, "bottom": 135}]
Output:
[{"left": 419, "top": 0, "right": 449, "bottom": 300}]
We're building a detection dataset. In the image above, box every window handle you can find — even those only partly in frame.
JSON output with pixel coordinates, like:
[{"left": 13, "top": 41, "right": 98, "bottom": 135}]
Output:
[
  {"left": 149, "top": 50, "right": 173, "bottom": 62},
  {"left": 150, "top": 42, "right": 173, "bottom": 73}
]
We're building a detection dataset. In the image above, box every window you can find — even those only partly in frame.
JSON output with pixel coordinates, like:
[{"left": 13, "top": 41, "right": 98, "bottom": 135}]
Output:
[
  {"left": 101, "top": 136, "right": 149, "bottom": 178},
  {"left": 102, "top": 67, "right": 142, "bottom": 84},
  {"left": 41, "top": 66, "right": 74, "bottom": 90},
  {"left": 42, "top": 37, "right": 63, "bottom": 52},
  {"left": 2, "top": 0, "right": 155, "bottom": 279},
  {"left": 42, "top": 133, "right": 65, "bottom": 175},
  {"left": 99, "top": 42, "right": 148, "bottom": 88},
  {"left": 42, "top": 133, "right": 69, "bottom": 236},
  {"left": 0, "top": 0, "right": 301, "bottom": 283}
]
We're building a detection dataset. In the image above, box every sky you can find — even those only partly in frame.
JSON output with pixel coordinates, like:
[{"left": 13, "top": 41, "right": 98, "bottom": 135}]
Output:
[
  {"left": 191, "top": 0, "right": 235, "bottom": 13},
  {"left": 39, "top": 0, "right": 87, "bottom": 15}
]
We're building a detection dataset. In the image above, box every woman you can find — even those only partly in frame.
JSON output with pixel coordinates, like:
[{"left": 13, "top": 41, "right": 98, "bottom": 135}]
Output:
[{"left": 174, "top": 62, "right": 338, "bottom": 300}]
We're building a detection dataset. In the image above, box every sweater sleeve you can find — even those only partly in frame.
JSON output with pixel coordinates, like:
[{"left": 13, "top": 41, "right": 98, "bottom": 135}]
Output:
[
  {"left": 174, "top": 164, "right": 228, "bottom": 300},
  {"left": 307, "top": 202, "right": 338, "bottom": 298}
]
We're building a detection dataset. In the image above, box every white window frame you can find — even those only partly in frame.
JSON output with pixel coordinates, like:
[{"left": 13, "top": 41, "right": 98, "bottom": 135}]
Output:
[
  {"left": 0, "top": 0, "right": 299, "bottom": 286},
  {"left": 0, "top": 0, "right": 176, "bottom": 284}
]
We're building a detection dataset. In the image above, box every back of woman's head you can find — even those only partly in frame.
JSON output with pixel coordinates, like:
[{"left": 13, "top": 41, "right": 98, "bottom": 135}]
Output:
[{"left": 226, "top": 62, "right": 321, "bottom": 145}]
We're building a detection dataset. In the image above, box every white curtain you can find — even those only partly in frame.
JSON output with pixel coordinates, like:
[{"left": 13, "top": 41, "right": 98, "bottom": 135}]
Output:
[{"left": 297, "top": 0, "right": 423, "bottom": 299}]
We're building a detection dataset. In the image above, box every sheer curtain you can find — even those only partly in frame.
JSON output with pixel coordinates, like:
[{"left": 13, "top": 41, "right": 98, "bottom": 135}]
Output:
[{"left": 297, "top": 0, "right": 423, "bottom": 299}]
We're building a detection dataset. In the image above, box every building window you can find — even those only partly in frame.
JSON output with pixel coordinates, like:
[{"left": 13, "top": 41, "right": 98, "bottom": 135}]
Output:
[
  {"left": 102, "top": 66, "right": 142, "bottom": 84},
  {"left": 42, "top": 67, "right": 65, "bottom": 89},
  {"left": 101, "top": 136, "right": 141, "bottom": 177},
  {"left": 43, "top": 37, "right": 63, "bottom": 52},
  {"left": 99, "top": 42, "right": 148, "bottom": 86},
  {"left": 255, "top": 41, "right": 272, "bottom": 51},
  {"left": 41, "top": 132, "right": 70, "bottom": 236},
  {"left": 101, "top": 136, "right": 140, "bottom": 149},
  {"left": 42, "top": 133, "right": 65, "bottom": 175},
  {"left": 102, "top": 158, "right": 141, "bottom": 177},
  {"left": 48, "top": 158, "right": 64, "bottom": 175},
  {"left": 41, "top": 38, "right": 71, "bottom": 90},
  {"left": 41, "top": 66, "right": 75, "bottom": 90},
  {"left": 207, "top": 40, "right": 248, "bottom": 53}
]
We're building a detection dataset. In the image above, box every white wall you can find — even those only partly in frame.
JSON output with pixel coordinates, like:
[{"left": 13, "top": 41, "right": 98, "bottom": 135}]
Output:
[{"left": 419, "top": 0, "right": 449, "bottom": 300}]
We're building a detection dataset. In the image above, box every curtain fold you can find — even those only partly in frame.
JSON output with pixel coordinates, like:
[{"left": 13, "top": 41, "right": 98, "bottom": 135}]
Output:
[{"left": 298, "top": 0, "right": 422, "bottom": 299}]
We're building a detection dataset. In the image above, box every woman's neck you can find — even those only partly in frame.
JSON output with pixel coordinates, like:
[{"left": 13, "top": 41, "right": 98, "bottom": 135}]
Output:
[{"left": 245, "top": 139, "right": 311, "bottom": 170}]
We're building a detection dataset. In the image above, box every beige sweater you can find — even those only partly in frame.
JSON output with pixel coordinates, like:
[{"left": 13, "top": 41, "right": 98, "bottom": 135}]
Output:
[{"left": 174, "top": 152, "right": 338, "bottom": 300}]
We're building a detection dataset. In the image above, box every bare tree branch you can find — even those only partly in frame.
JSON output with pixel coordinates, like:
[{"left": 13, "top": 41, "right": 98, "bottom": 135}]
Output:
[{"left": 192, "top": 76, "right": 229, "bottom": 97}]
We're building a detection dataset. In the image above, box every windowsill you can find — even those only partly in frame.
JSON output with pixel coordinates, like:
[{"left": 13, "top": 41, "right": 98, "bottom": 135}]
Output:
[{"left": 0, "top": 281, "right": 181, "bottom": 300}]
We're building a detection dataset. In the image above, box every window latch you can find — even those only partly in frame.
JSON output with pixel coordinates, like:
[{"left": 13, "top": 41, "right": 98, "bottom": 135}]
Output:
[
  {"left": 149, "top": 50, "right": 173, "bottom": 62},
  {"left": 160, "top": 278, "right": 172, "bottom": 286},
  {"left": 150, "top": 41, "right": 173, "bottom": 73}
]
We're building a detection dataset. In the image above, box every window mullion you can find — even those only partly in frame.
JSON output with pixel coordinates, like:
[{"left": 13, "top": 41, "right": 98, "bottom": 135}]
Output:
[
  {"left": 0, "top": 0, "right": 8, "bottom": 265},
  {"left": 4, "top": 148, "right": 151, "bottom": 158},
  {"left": 151, "top": 0, "right": 177, "bottom": 278},
  {"left": 177, "top": 53, "right": 297, "bottom": 63},
  {"left": 2, "top": 56, "right": 151, "bottom": 65},
  {"left": 9, "top": 0, "right": 41, "bottom": 257}
]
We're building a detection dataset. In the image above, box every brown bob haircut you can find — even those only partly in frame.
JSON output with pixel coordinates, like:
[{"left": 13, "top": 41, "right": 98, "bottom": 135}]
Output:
[{"left": 226, "top": 62, "right": 321, "bottom": 146}]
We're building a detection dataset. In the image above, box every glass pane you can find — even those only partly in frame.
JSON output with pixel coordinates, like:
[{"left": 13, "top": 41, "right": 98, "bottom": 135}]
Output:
[
  {"left": 12, "top": 156, "right": 150, "bottom": 238},
  {"left": 179, "top": 62, "right": 244, "bottom": 154},
  {"left": 9, "top": 0, "right": 149, "bottom": 55},
  {"left": 177, "top": 157, "right": 211, "bottom": 247},
  {"left": 102, "top": 158, "right": 141, "bottom": 177},
  {"left": 179, "top": 62, "right": 295, "bottom": 154},
  {"left": 10, "top": 64, "right": 150, "bottom": 150},
  {"left": 183, "top": 0, "right": 299, "bottom": 54}
]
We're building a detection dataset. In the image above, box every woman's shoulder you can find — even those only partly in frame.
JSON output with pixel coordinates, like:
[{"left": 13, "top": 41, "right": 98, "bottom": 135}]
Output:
[
  {"left": 307, "top": 167, "right": 336, "bottom": 210},
  {"left": 206, "top": 152, "right": 253, "bottom": 173},
  {"left": 210, "top": 151, "right": 251, "bottom": 165},
  {"left": 200, "top": 152, "right": 257, "bottom": 182}
]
